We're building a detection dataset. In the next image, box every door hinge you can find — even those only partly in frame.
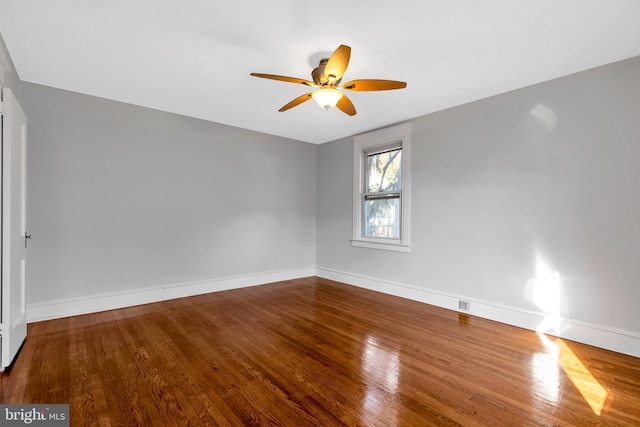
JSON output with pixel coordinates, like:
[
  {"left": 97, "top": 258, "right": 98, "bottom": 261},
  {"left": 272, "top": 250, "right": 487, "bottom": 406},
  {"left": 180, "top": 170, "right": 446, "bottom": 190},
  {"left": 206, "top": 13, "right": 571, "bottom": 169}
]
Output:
[{"left": 0, "top": 100, "right": 3, "bottom": 115}]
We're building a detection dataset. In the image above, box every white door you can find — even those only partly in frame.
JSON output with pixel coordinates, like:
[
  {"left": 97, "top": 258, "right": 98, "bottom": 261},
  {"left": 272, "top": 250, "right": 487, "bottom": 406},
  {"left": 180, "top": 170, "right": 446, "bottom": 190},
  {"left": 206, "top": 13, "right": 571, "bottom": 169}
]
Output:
[{"left": 1, "top": 87, "right": 28, "bottom": 370}]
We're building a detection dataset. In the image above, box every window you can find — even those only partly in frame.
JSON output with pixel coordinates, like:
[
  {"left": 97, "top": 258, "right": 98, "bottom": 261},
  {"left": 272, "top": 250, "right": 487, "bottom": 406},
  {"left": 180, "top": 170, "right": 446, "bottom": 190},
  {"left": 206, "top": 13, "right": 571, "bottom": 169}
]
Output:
[
  {"left": 352, "top": 123, "right": 412, "bottom": 252},
  {"left": 364, "top": 144, "right": 402, "bottom": 239}
]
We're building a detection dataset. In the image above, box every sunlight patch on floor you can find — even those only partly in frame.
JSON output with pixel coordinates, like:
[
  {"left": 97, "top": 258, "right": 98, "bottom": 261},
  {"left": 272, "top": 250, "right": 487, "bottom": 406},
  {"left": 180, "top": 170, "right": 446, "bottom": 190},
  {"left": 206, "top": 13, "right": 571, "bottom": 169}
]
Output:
[
  {"left": 537, "top": 333, "right": 608, "bottom": 415},
  {"left": 556, "top": 338, "right": 608, "bottom": 415}
]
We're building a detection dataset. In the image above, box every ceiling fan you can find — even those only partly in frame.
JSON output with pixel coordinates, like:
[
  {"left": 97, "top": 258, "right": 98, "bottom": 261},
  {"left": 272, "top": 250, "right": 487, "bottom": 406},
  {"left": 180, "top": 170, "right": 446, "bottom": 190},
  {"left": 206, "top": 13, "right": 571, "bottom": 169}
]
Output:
[{"left": 250, "top": 45, "right": 407, "bottom": 116}]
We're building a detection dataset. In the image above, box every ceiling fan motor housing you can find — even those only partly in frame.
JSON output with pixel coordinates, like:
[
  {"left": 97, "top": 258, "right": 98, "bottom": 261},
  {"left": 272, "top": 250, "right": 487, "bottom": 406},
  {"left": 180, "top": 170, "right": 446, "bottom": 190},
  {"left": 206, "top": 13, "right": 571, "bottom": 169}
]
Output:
[{"left": 312, "top": 58, "right": 341, "bottom": 86}]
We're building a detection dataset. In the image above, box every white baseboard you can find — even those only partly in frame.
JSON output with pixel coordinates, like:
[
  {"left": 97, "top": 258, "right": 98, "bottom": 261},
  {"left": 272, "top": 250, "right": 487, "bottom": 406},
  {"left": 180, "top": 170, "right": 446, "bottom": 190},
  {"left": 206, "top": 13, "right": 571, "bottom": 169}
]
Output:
[
  {"left": 27, "top": 267, "right": 316, "bottom": 323},
  {"left": 27, "top": 265, "right": 640, "bottom": 358},
  {"left": 316, "top": 267, "right": 640, "bottom": 358}
]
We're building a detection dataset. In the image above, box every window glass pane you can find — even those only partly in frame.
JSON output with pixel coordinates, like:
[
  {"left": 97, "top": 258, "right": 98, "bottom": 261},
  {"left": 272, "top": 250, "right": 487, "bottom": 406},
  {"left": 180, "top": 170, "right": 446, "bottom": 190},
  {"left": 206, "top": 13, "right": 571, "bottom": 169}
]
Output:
[
  {"left": 366, "top": 148, "right": 402, "bottom": 193},
  {"left": 364, "top": 197, "right": 400, "bottom": 238}
]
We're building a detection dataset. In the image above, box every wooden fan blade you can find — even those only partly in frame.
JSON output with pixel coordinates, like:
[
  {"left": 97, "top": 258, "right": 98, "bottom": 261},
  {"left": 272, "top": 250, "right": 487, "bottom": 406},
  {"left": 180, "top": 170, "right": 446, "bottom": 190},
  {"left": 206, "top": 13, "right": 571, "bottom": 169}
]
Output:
[
  {"left": 336, "top": 94, "right": 357, "bottom": 116},
  {"left": 341, "top": 79, "right": 407, "bottom": 91},
  {"left": 279, "top": 93, "right": 313, "bottom": 112},
  {"left": 324, "top": 45, "right": 351, "bottom": 83},
  {"left": 250, "top": 73, "right": 316, "bottom": 86}
]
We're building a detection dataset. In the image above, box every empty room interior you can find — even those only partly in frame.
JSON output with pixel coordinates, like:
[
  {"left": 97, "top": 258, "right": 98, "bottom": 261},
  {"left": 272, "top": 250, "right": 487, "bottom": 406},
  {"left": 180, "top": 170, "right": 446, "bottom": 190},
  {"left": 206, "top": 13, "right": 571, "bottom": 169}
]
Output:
[{"left": 1, "top": 1, "right": 640, "bottom": 426}]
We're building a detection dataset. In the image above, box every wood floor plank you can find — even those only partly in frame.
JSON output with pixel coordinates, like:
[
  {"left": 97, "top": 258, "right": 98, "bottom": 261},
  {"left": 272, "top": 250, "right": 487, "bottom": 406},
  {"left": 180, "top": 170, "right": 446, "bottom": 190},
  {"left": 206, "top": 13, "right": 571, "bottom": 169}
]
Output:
[{"left": 2, "top": 277, "right": 639, "bottom": 426}]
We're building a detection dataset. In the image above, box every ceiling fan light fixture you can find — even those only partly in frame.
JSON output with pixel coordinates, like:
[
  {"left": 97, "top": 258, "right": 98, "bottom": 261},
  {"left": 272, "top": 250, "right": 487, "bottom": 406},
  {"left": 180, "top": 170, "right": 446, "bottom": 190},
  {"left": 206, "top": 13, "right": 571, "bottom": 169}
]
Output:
[
  {"left": 312, "top": 88, "right": 343, "bottom": 110},
  {"left": 251, "top": 44, "right": 406, "bottom": 116}
]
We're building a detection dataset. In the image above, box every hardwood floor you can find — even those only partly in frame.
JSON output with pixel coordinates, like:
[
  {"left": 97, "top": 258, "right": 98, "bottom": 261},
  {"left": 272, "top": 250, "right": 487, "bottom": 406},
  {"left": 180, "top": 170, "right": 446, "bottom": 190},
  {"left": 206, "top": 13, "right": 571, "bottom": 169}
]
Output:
[{"left": 2, "top": 277, "right": 639, "bottom": 426}]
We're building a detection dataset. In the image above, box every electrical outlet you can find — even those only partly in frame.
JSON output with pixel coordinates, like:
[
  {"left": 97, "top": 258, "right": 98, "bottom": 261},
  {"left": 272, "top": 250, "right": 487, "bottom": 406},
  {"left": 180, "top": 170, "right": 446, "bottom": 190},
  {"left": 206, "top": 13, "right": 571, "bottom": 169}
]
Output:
[{"left": 458, "top": 300, "right": 470, "bottom": 311}]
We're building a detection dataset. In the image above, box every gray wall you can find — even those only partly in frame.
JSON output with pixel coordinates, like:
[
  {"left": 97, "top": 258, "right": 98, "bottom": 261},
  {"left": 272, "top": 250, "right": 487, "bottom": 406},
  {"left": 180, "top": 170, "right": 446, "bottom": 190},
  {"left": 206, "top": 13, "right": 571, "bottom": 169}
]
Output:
[
  {"left": 21, "top": 83, "right": 316, "bottom": 304},
  {"left": 317, "top": 56, "right": 640, "bottom": 333},
  {"left": 0, "top": 33, "right": 20, "bottom": 97}
]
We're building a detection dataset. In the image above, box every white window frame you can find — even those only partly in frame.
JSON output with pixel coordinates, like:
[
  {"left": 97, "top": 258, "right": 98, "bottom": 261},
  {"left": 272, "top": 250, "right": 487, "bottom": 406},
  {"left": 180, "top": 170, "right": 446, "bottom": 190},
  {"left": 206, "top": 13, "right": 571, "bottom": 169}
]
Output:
[{"left": 352, "top": 122, "right": 412, "bottom": 253}]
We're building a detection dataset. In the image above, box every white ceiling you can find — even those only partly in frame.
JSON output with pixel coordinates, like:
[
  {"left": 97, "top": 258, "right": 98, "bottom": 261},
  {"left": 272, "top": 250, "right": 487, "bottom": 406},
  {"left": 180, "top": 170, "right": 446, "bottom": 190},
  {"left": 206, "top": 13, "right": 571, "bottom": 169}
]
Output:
[{"left": 1, "top": 1, "right": 640, "bottom": 144}]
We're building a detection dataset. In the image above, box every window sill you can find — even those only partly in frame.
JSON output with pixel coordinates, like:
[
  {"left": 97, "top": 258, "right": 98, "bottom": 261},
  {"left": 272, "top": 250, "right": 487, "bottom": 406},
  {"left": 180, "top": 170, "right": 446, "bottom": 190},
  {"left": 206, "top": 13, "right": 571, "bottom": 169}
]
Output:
[{"left": 350, "top": 239, "right": 411, "bottom": 253}]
